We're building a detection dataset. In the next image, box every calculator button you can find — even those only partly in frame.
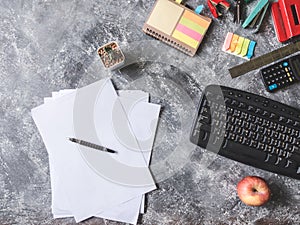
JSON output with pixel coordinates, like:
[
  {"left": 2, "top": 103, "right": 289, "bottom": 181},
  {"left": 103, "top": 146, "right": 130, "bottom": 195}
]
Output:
[{"left": 269, "top": 84, "right": 278, "bottom": 91}]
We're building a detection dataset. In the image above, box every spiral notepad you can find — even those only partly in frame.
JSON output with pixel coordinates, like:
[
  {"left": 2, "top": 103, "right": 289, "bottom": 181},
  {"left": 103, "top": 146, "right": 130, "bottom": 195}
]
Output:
[{"left": 143, "top": 0, "right": 212, "bottom": 56}]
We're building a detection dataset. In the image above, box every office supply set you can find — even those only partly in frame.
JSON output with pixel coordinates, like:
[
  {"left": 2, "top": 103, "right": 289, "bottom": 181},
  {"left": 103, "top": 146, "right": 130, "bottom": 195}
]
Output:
[
  {"left": 173, "top": 1, "right": 300, "bottom": 180},
  {"left": 143, "top": 0, "right": 300, "bottom": 90},
  {"left": 32, "top": 78, "right": 161, "bottom": 224},
  {"left": 142, "top": 1, "right": 300, "bottom": 179},
  {"left": 31, "top": 0, "right": 300, "bottom": 223}
]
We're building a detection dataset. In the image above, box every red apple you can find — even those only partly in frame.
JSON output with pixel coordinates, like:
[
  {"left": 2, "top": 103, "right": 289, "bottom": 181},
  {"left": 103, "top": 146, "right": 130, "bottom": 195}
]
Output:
[{"left": 237, "top": 176, "right": 271, "bottom": 206}]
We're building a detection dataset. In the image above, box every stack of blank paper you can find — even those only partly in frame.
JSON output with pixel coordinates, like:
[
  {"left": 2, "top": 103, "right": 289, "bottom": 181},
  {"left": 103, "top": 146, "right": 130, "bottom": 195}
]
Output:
[{"left": 31, "top": 78, "right": 161, "bottom": 224}]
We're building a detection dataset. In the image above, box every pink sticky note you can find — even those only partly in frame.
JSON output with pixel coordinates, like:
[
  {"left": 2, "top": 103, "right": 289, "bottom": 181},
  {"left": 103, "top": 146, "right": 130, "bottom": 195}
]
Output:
[{"left": 222, "top": 32, "right": 233, "bottom": 51}]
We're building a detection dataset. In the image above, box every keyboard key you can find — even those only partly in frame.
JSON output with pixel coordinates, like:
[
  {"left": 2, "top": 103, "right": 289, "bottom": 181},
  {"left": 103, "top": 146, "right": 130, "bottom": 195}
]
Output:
[
  {"left": 275, "top": 157, "right": 283, "bottom": 165},
  {"left": 285, "top": 160, "right": 292, "bottom": 168},
  {"left": 279, "top": 116, "right": 287, "bottom": 123},
  {"left": 199, "top": 115, "right": 211, "bottom": 124},
  {"left": 265, "top": 153, "right": 276, "bottom": 163}
]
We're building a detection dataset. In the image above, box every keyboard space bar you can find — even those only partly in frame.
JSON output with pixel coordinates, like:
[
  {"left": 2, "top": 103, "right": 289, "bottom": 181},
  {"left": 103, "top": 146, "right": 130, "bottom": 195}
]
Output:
[
  {"left": 217, "top": 140, "right": 300, "bottom": 180},
  {"left": 220, "top": 139, "right": 267, "bottom": 160},
  {"left": 217, "top": 140, "right": 267, "bottom": 169}
]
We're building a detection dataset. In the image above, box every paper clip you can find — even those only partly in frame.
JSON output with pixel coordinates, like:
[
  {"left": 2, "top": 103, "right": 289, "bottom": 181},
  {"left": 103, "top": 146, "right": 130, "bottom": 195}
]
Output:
[{"left": 207, "top": 0, "right": 230, "bottom": 18}]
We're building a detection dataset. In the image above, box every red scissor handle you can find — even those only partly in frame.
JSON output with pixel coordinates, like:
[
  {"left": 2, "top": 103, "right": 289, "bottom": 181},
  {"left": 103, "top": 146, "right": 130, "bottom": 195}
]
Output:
[{"left": 207, "top": 0, "right": 230, "bottom": 18}]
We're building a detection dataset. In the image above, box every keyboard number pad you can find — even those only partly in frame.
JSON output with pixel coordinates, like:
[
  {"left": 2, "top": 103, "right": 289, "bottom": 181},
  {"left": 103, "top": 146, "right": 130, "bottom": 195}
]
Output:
[{"left": 260, "top": 61, "right": 297, "bottom": 92}]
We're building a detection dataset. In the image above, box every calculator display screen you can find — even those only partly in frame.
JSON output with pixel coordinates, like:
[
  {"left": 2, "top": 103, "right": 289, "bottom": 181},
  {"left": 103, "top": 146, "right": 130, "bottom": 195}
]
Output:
[{"left": 290, "top": 54, "right": 300, "bottom": 78}]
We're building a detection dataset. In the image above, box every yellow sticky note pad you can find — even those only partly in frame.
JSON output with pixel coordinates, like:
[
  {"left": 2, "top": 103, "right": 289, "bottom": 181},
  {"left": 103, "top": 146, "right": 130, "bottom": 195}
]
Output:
[{"left": 146, "top": 0, "right": 184, "bottom": 35}]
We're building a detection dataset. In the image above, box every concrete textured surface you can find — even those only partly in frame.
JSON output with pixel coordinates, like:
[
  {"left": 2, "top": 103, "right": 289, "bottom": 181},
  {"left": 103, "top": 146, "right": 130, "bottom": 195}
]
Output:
[{"left": 0, "top": 0, "right": 299, "bottom": 224}]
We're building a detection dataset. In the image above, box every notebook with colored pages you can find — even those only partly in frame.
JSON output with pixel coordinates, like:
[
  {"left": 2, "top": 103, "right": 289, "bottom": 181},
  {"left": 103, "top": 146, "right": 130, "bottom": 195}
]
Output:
[{"left": 143, "top": 0, "right": 212, "bottom": 56}]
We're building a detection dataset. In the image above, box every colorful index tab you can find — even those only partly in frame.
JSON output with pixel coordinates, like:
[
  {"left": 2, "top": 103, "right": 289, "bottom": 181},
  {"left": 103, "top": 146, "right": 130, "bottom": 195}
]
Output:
[
  {"left": 230, "top": 34, "right": 240, "bottom": 52},
  {"left": 223, "top": 32, "right": 233, "bottom": 51},
  {"left": 234, "top": 37, "right": 245, "bottom": 55},
  {"left": 241, "top": 39, "right": 251, "bottom": 56},
  {"left": 222, "top": 32, "right": 256, "bottom": 59},
  {"left": 246, "top": 41, "right": 257, "bottom": 59}
]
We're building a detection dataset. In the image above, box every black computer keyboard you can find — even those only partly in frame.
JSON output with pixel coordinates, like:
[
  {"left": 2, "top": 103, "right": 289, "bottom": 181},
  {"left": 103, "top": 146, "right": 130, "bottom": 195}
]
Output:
[{"left": 190, "top": 85, "right": 300, "bottom": 180}]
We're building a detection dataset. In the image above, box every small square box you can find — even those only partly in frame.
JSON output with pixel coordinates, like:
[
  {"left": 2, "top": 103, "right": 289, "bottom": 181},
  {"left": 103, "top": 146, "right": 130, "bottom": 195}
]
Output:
[{"left": 98, "top": 42, "right": 125, "bottom": 70}]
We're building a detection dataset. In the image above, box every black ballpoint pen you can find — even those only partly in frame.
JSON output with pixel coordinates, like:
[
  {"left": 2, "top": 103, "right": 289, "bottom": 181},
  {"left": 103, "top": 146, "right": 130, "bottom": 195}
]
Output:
[{"left": 68, "top": 137, "right": 117, "bottom": 154}]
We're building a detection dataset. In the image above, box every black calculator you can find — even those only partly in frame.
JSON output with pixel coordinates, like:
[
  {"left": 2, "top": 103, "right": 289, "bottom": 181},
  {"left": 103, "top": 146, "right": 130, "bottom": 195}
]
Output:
[{"left": 260, "top": 54, "right": 300, "bottom": 92}]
